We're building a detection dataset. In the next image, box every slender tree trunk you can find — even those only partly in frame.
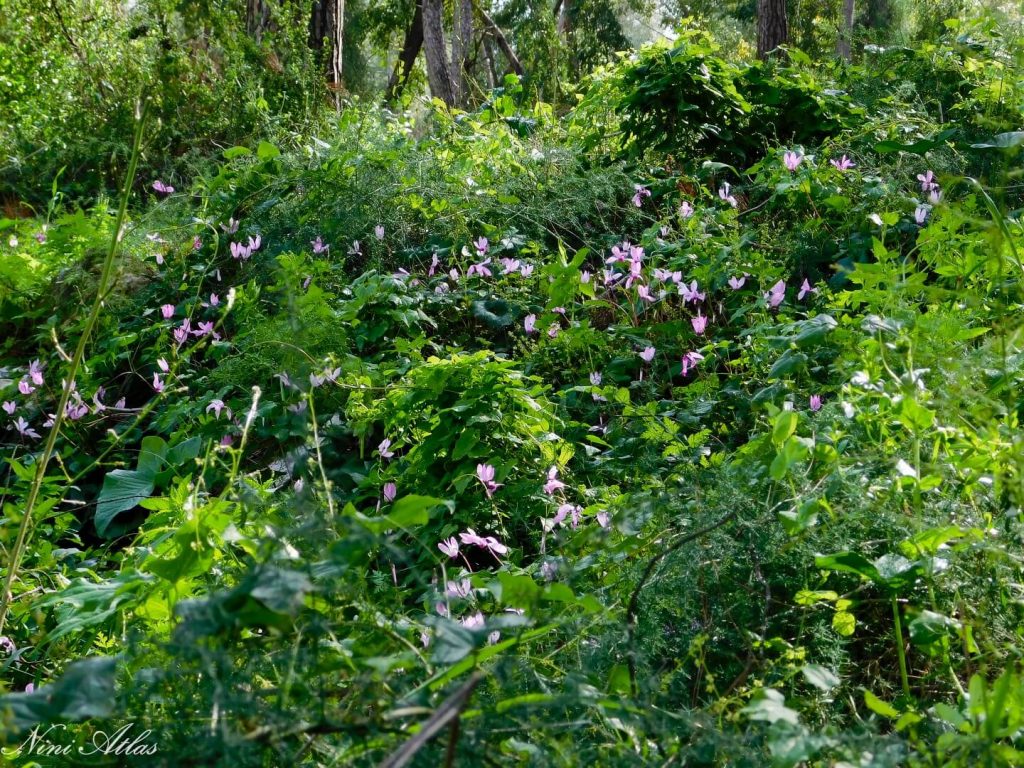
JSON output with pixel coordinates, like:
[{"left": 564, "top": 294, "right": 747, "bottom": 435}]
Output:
[
  {"left": 386, "top": 0, "right": 424, "bottom": 101},
  {"left": 476, "top": 4, "right": 524, "bottom": 77},
  {"left": 449, "top": 0, "right": 473, "bottom": 104},
  {"left": 422, "top": 0, "right": 456, "bottom": 106},
  {"left": 310, "top": 0, "right": 345, "bottom": 100},
  {"left": 837, "top": 0, "right": 855, "bottom": 60},
  {"left": 756, "top": 0, "right": 788, "bottom": 59},
  {"left": 246, "top": 0, "right": 272, "bottom": 40},
  {"left": 483, "top": 36, "right": 498, "bottom": 89}
]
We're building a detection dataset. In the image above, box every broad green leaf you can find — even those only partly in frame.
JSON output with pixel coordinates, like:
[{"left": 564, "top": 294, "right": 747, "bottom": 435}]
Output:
[
  {"left": 95, "top": 470, "right": 155, "bottom": 537},
  {"left": 863, "top": 690, "right": 900, "bottom": 718}
]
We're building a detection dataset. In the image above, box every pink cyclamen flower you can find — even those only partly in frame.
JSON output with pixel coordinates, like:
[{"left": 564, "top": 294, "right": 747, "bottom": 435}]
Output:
[
  {"left": 230, "top": 241, "right": 251, "bottom": 260},
  {"left": 547, "top": 324, "right": 560, "bottom": 339},
  {"left": 477, "top": 463, "right": 502, "bottom": 498},
  {"left": 474, "top": 237, "right": 489, "bottom": 256},
  {"left": 580, "top": 270, "right": 591, "bottom": 284},
  {"left": 2, "top": 401, "right": 15, "bottom": 415},
  {"left": 636, "top": 284, "right": 656, "bottom": 303},
  {"left": 0, "top": 637, "right": 14, "bottom": 654},
  {"left": 28, "top": 359, "right": 44, "bottom": 386},
  {"left": 783, "top": 151, "right": 803, "bottom": 171},
  {"left": 438, "top": 537, "right": 460, "bottom": 558},
  {"left": 798, "top": 279, "right": 818, "bottom": 301},
  {"left": 928, "top": 189, "right": 942, "bottom": 205},
  {"left": 152, "top": 180, "right": 174, "bottom": 195},
  {"left": 765, "top": 279, "right": 786, "bottom": 308},
  {"left": 680, "top": 201, "right": 695, "bottom": 219},
  {"left": 917, "top": 170, "right": 938, "bottom": 192},
  {"left": 467, "top": 258, "right": 492, "bottom": 278},
  {"left": 221, "top": 218, "right": 239, "bottom": 235},
  {"left": 597, "top": 511, "right": 610, "bottom": 528},
  {"left": 378, "top": 438, "right": 395, "bottom": 459},
  {"left": 680, "top": 280, "right": 705, "bottom": 304},
  {"left": 830, "top": 155, "right": 855, "bottom": 172},
  {"left": 632, "top": 184, "right": 651, "bottom": 207},
  {"left": 383, "top": 482, "right": 397, "bottom": 503},
  {"left": 809, "top": 395, "right": 823, "bottom": 412},
  {"left": 544, "top": 466, "right": 566, "bottom": 495},
  {"left": 206, "top": 399, "right": 229, "bottom": 418},
  {"left": 18, "top": 379, "right": 34, "bottom": 395},
  {"left": 500, "top": 258, "right": 520, "bottom": 275},
  {"left": 35, "top": 231, "right": 47, "bottom": 244},
  {"left": 524, "top": 314, "right": 537, "bottom": 334},
  {"left": 193, "top": 236, "right": 202, "bottom": 251},
  {"left": 152, "top": 373, "right": 165, "bottom": 392},
  {"left": 590, "top": 372, "right": 602, "bottom": 386},
  {"left": 640, "top": 346, "right": 656, "bottom": 363},
  {"left": 157, "top": 358, "right": 169, "bottom": 372},
  {"left": 375, "top": 225, "right": 385, "bottom": 241},
  {"left": 428, "top": 253, "right": 441, "bottom": 276},
  {"left": 691, "top": 313, "right": 708, "bottom": 335},
  {"left": 718, "top": 183, "right": 738, "bottom": 208},
  {"left": 447, "top": 579, "right": 472, "bottom": 599},
  {"left": 681, "top": 350, "right": 704, "bottom": 377},
  {"left": 520, "top": 263, "right": 534, "bottom": 277},
  {"left": 14, "top": 417, "right": 41, "bottom": 439},
  {"left": 209, "top": 293, "right": 220, "bottom": 307},
  {"left": 160, "top": 304, "right": 175, "bottom": 319},
  {"left": 193, "top": 321, "right": 218, "bottom": 339},
  {"left": 349, "top": 240, "right": 362, "bottom": 255},
  {"left": 728, "top": 276, "right": 746, "bottom": 290},
  {"left": 24, "top": 683, "right": 34, "bottom": 693},
  {"left": 311, "top": 236, "right": 329, "bottom": 254},
  {"left": 914, "top": 205, "right": 929, "bottom": 225}
]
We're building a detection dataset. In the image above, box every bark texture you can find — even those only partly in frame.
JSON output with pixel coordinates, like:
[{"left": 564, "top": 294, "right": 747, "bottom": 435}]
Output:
[
  {"left": 837, "top": 0, "right": 855, "bottom": 61},
  {"left": 386, "top": 0, "right": 424, "bottom": 100},
  {"left": 310, "top": 0, "right": 345, "bottom": 92},
  {"left": 756, "top": 0, "right": 788, "bottom": 59}
]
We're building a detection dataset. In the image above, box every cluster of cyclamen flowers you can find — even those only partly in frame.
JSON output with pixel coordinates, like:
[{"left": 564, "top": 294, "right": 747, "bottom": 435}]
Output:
[
  {"left": 1, "top": 359, "right": 136, "bottom": 442},
  {"left": 914, "top": 170, "right": 941, "bottom": 225}
]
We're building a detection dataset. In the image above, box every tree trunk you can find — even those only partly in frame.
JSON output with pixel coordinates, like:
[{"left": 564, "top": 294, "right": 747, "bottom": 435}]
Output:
[
  {"left": 476, "top": 5, "right": 524, "bottom": 77},
  {"left": 449, "top": 0, "right": 473, "bottom": 104},
  {"left": 756, "top": 0, "right": 788, "bottom": 59},
  {"left": 837, "top": 0, "right": 855, "bottom": 61},
  {"left": 386, "top": 0, "right": 424, "bottom": 101},
  {"left": 246, "top": 0, "right": 272, "bottom": 40},
  {"left": 310, "top": 0, "right": 345, "bottom": 97},
  {"left": 422, "top": 0, "right": 456, "bottom": 106}
]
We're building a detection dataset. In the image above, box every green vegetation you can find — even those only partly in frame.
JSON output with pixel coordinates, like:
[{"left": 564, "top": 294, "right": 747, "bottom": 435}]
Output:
[{"left": 1, "top": 1, "right": 1024, "bottom": 765}]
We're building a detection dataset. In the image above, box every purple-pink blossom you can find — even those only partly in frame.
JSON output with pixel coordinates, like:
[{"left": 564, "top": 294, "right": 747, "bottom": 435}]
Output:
[
  {"left": 798, "top": 279, "right": 817, "bottom": 301},
  {"left": 679, "top": 201, "right": 695, "bottom": 219},
  {"left": 14, "top": 417, "right": 41, "bottom": 440},
  {"left": 718, "top": 183, "right": 738, "bottom": 208},
  {"left": 810, "top": 395, "right": 823, "bottom": 412},
  {"left": 160, "top": 304, "right": 175, "bottom": 319},
  {"left": 783, "top": 151, "right": 803, "bottom": 171},
  {"left": 378, "top": 438, "right": 395, "bottom": 459},
  {"left": 438, "top": 537, "right": 459, "bottom": 558},
  {"left": 477, "top": 464, "right": 502, "bottom": 498},
  {"left": 765, "top": 280, "right": 786, "bottom": 308},
  {"left": 152, "top": 180, "right": 174, "bottom": 195},
  {"left": 728, "top": 276, "right": 746, "bottom": 290},
  {"left": 681, "top": 350, "right": 704, "bottom": 377},
  {"left": 2, "top": 401, "right": 15, "bottom": 415},
  {"left": 152, "top": 373, "right": 165, "bottom": 392},
  {"left": 383, "top": 482, "right": 397, "bottom": 503},
  {"left": 311, "top": 236, "right": 329, "bottom": 254},
  {"left": 691, "top": 313, "right": 708, "bottom": 335},
  {"left": 544, "top": 466, "right": 566, "bottom": 495},
  {"left": 474, "top": 237, "right": 489, "bottom": 256},
  {"left": 524, "top": 314, "right": 536, "bottom": 334},
  {"left": 831, "top": 155, "right": 855, "bottom": 172},
  {"left": 467, "top": 258, "right": 492, "bottom": 278},
  {"left": 375, "top": 225, "right": 385, "bottom": 241},
  {"left": 680, "top": 280, "right": 705, "bottom": 304},
  {"left": 917, "top": 170, "right": 938, "bottom": 193},
  {"left": 640, "top": 346, "right": 656, "bottom": 363},
  {"left": 632, "top": 184, "right": 652, "bottom": 207}
]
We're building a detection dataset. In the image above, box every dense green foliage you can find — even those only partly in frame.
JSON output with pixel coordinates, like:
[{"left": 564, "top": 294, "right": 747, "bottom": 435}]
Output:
[{"left": 2, "top": 2, "right": 1024, "bottom": 767}]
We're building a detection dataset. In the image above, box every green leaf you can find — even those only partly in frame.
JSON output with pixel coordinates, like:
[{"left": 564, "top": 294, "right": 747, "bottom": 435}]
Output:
[
  {"left": 832, "top": 610, "right": 856, "bottom": 636},
  {"left": 95, "top": 470, "right": 155, "bottom": 537},
  {"left": 166, "top": 436, "right": 202, "bottom": 467},
  {"left": 971, "top": 131, "right": 1024, "bottom": 150},
  {"left": 742, "top": 688, "right": 800, "bottom": 725},
  {"left": 802, "top": 664, "right": 840, "bottom": 692},
  {"left": 768, "top": 350, "right": 808, "bottom": 379},
  {"left": 772, "top": 411, "right": 798, "bottom": 445},
  {"left": 863, "top": 690, "right": 900, "bottom": 718},
  {"left": 223, "top": 146, "right": 252, "bottom": 159},
  {"left": 493, "top": 573, "right": 540, "bottom": 607},
  {"left": 256, "top": 140, "right": 281, "bottom": 160},
  {"left": 0, "top": 656, "right": 117, "bottom": 734},
  {"left": 815, "top": 551, "right": 881, "bottom": 583},
  {"left": 908, "top": 610, "right": 960, "bottom": 647},
  {"left": 136, "top": 435, "right": 168, "bottom": 477},
  {"left": 387, "top": 495, "right": 448, "bottom": 528}
]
